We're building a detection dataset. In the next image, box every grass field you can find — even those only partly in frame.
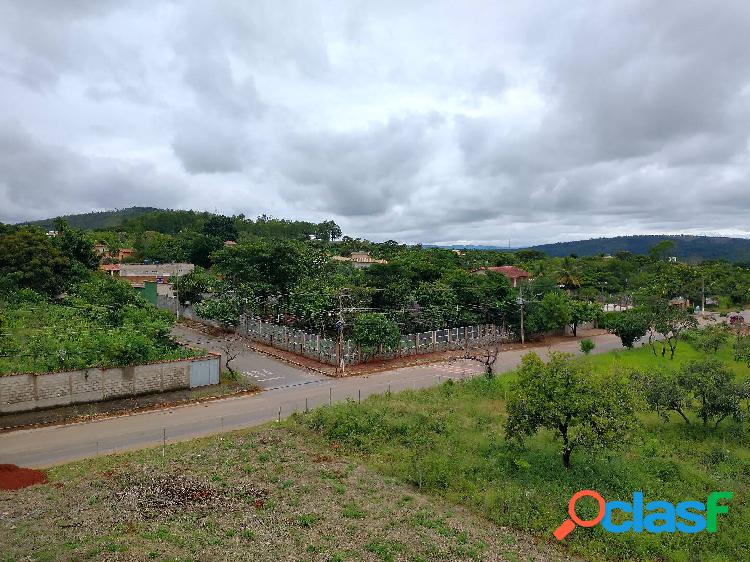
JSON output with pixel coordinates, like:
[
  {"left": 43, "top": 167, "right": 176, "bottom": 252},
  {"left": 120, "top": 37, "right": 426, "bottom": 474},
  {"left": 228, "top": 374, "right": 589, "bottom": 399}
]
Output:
[
  {"left": 0, "top": 425, "right": 569, "bottom": 562},
  {"left": 300, "top": 343, "right": 750, "bottom": 562},
  {"left": 586, "top": 340, "right": 750, "bottom": 380}
]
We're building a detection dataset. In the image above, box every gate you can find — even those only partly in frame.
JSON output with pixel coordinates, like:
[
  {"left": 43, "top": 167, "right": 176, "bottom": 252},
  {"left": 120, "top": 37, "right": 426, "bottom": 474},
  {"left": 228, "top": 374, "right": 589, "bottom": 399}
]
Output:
[{"left": 189, "top": 357, "right": 220, "bottom": 388}]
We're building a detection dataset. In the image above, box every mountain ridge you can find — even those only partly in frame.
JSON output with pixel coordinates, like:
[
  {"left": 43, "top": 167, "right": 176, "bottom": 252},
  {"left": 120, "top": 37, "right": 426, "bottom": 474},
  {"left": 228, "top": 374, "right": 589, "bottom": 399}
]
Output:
[{"left": 527, "top": 235, "right": 750, "bottom": 262}]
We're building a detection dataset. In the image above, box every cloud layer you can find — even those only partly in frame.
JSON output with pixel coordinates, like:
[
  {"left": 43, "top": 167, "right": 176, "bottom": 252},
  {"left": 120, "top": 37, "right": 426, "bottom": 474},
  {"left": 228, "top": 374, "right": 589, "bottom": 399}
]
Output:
[{"left": 1, "top": 0, "right": 749, "bottom": 245}]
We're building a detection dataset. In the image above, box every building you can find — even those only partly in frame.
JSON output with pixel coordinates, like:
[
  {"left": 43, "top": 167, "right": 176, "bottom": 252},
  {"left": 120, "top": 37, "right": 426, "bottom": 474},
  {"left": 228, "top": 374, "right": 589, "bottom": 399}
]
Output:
[
  {"left": 331, "top": 251, "right": 388, "bottom": 269},
  {"left": 116, "top": 248, "right": 135, "bottom": 262},
  {"left": 99, "top": 263, "right": 194, "bottom": 291},
  {"left": 471, "top": 265, "right": 530, "bottom": 287},
  {"left": 93, "top": 243, "right": 109, "bottom": 256},
  {"left": 668, "top": 296, "right": 691, "bottom": 309},
  {"left": 224, "top": 240, "right": 237, "bottom": 247}
]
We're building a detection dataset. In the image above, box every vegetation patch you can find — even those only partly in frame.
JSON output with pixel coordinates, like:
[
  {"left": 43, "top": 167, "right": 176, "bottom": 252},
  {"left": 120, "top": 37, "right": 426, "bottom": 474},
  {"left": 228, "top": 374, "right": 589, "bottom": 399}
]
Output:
[
  {"left": 299, "top": 345, "right": 750, "bottom": 561},
  {"left": 0, "top": 276, "right": 200, "bottom": 375},
  {"left": 0, "top": 426, "right": 568, "bottom": 561}
]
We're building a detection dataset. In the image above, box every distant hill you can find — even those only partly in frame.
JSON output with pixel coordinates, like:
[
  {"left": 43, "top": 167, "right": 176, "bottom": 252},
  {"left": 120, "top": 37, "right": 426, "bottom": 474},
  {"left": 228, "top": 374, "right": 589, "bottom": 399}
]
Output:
[
  {"left": 527, "top": 235, "right": 750, "bottom": 263},
  {"left": 18, "top": 207, "right": 160, "bottom": 230}
]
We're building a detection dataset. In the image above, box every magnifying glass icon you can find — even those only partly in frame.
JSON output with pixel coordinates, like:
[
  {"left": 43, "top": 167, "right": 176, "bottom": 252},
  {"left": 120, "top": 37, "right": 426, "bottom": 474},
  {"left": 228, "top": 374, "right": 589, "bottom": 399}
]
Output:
[{"left": 553, "top": 490, "right": 606, "bottom": 540}]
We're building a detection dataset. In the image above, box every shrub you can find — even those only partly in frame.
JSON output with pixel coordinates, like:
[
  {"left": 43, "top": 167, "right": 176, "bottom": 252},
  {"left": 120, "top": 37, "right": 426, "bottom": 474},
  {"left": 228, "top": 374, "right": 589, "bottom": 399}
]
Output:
[{"left": 579, "top": 338, "right": 595, "bottom": 355}]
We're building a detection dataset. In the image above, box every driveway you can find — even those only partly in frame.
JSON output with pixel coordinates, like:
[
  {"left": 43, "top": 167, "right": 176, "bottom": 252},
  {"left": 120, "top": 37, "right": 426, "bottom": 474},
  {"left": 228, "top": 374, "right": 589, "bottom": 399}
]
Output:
[{"left": 0, "top": 330, "right": 627, "bottom": 468}]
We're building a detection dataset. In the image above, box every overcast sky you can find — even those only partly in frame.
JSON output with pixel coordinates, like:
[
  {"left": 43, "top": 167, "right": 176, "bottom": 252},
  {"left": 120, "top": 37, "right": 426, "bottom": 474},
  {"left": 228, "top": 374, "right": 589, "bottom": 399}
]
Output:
[{"left": 1, "top": 1, "right": 749, "bottom": 245}]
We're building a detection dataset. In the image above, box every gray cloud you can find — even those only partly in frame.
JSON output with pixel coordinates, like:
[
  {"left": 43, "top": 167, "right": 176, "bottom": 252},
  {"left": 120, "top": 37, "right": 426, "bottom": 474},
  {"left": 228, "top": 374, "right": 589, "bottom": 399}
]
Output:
[{"left": 0, "top": 0, "right": 749, "bottom": 245}]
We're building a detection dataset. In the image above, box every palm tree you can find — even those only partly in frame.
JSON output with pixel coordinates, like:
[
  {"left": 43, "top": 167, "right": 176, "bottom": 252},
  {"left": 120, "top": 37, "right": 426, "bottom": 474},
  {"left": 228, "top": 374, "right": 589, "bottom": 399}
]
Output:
[{"left": 557, "top": 258, "right": 581, "bottom": 292}]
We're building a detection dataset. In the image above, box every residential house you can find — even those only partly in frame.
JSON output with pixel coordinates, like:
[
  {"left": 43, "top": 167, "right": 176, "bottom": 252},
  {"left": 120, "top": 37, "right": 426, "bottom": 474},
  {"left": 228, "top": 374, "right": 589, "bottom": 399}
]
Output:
[
  {"left": 331, "top": 251, "right": 387, "bottom": 269},
  {"left": 101, "top": 263, "right": 194, "bottom": 292},
  {"left": 471, "top": 265, "right": 530, "bottom": 288},
  {"left": 116, "top": 248, "right": 136, "bottom": 262},
  {"left": 668, "top": 296, "right": 691, "bottom": 309}
]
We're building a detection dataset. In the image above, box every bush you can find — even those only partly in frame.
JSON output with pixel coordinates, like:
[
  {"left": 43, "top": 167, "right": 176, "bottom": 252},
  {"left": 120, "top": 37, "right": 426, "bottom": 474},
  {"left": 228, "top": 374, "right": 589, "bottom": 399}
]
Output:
[
  {"left": 579, "top": 338, "right": 595, "bottom": 354},
  {"left": 351, "top": 313, "right": 401, "bottom": 360}
]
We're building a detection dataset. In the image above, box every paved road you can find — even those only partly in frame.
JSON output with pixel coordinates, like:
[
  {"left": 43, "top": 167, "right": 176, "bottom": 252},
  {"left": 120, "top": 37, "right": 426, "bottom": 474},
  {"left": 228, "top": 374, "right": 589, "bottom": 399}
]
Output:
[
  {"left": 172, "top": 324, "right": 325, "bottom": 389},
  {"left": 0, "top": 330, "right": 627, "bottom": 468}
]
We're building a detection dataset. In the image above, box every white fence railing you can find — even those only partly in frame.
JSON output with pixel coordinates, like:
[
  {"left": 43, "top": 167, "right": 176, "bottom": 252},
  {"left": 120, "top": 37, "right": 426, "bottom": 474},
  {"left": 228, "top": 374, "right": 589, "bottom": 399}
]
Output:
[{"left": 157, "top": 295, "right": 507, "bottom": 367}]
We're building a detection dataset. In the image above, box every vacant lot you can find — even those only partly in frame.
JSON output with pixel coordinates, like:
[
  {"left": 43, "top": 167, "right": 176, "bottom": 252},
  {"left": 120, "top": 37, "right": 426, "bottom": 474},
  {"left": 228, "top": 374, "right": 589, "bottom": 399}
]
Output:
[
  {"left": 587, "top": 340, "right": 750, "bottom": 380},
  {"left": 301, "top": 348, "right": 750, "bottom": 562},
  {"left": 0, "top": 424, "right": 569, "bottom": 562}
]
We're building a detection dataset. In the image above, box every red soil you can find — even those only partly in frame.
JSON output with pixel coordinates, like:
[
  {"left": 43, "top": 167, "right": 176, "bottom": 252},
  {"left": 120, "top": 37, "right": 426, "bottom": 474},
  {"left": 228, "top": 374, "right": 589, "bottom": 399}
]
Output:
[{"left": 0, "top": 464, "right": 48, "bottom": 490}]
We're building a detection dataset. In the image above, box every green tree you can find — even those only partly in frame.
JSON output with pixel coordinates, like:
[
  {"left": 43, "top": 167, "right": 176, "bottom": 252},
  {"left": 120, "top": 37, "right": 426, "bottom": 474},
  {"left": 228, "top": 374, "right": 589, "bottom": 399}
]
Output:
[
  {"left": 526, "top": 291, "right": 571, "bottom": 335},
  {"left": 603, "top": 309, "right": 649, "bottom": 348},
  {"left": 202, "top": 215, "right": 238, "bottom": 241},
  {"left": 569, "top": 300, "right": 601, "bottom": 337},
  {"left": 179, "top": 232, "right": 224, "bottom": 268},
  {"left": 0, "top": 229, "right": 72, "bottom": 296},
  {"left": 172, "top": 267, "right": 217, "bottom": 305},
  {"left": 351, "top": 313, "right": 401, "bottom": 360},
  {"left": 649, "top": 239, "right": 676, "bottom": 261},
  {"left": 648, "top": 301, "right": 698, "bottom": 359},
  {"left": 689, "top": 325, "right": 729, "bottom": 355},
  {"left": 639, "top": 359, "right": 745, "bottom": 429},
  {"left": 196, "top": 292, "right": 243, "bottom": 329},
  {"left": 636, "top": 368, "right": 693, "bottom": 425},
  {"left": 679, "top": 359, "right": 744, "bottom": 428},
  {"left": 53, "top": 220, "right": 99, "bottom": 269},
  {"left": 315, "top": 220, "right": 342, "bottom": 241},
  {"left": 733, "top": 336, "right": 750, "bottom": 367},
  {"left": 505, "top": 352, "right": 636, "bottom": 468}
]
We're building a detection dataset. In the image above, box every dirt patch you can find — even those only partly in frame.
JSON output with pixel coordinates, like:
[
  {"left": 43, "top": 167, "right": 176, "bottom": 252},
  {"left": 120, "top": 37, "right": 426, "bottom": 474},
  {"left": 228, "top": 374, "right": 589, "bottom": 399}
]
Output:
[{"left": 0, "top": 464, "right": 47, "bottom": 490}]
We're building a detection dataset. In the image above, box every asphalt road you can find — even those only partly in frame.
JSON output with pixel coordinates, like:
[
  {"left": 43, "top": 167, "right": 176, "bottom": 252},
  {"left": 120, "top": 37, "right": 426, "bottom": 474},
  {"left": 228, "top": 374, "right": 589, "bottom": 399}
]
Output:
[
  {"left": 172, "top": 324, "right": 325, "bottom": 389},
  {"left": 0, "top": 330, "right": 627, "bottom": 468}
]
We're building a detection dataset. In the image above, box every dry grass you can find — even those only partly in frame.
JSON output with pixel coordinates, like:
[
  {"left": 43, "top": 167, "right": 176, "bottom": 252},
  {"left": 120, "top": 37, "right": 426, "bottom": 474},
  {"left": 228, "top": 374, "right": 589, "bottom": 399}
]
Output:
[{"left": 0, "top": 424, "right": 570, "bottom": 562}]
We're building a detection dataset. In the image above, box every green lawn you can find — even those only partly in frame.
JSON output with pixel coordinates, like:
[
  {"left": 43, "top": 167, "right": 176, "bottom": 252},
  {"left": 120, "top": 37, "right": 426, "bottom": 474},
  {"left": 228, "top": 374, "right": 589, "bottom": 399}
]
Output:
[
  {"left": 300, "top": 344, "right": 750, "bottom": 562},
  {"left": 586, "top": 340, "right": 750, "bottom": 380}
]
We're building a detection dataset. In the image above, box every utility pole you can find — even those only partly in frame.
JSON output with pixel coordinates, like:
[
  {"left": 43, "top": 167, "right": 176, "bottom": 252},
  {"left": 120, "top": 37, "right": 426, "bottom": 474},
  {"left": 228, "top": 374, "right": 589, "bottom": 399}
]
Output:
[
  {"left": 518, "top": 285, "right": 525, "bottom": 345},
  {"left": 174, "top": 266, "right": 180, "bottom": 320},
  {"left": 336, "top": 290, "right": 347, "bottom": 375}
]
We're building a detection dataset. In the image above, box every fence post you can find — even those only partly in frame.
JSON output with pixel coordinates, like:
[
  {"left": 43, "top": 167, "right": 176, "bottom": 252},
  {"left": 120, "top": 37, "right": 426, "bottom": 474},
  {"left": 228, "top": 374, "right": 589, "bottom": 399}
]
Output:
[{"left": 432, "top": 330, "right": 436, "bottom": 352}]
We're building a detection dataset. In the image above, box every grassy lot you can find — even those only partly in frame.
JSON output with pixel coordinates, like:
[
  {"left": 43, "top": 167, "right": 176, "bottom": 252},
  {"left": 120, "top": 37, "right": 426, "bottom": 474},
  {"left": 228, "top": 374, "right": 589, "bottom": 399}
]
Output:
[
  {"left": 586, "top": 340, "right": 750, "bottom": 380},
  {"left": 300, "top": 345, "right": 750, "bottom": 562},
  {"left": 0, "top": 425, "right": 569, "bottom": 562}
]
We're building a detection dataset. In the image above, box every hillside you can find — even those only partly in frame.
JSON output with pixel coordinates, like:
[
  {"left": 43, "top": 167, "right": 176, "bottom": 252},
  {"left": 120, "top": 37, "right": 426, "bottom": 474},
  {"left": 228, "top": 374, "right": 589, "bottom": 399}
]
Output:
[
  {"left": 528, "top": 235, "right": 750, "bottom": 262},
  {"left": 18, "top": 207, "right": 160, "bottom": 230}
]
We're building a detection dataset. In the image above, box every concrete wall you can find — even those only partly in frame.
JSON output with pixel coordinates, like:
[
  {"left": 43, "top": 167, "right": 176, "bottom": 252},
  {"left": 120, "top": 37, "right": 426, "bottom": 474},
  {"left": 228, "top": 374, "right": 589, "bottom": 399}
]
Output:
[{"left": 0, "top": 355, "right": 220, "bottom": 414}]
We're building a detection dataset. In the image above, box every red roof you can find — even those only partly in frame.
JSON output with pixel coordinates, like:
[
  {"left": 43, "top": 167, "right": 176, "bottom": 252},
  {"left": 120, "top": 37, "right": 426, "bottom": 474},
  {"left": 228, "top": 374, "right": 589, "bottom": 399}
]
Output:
[
  {"left": 100, "top": 264, "right": 120, "bottom": 271},
  {"left": 476, "top": 265, "right": 530, "bottom": 279}
]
